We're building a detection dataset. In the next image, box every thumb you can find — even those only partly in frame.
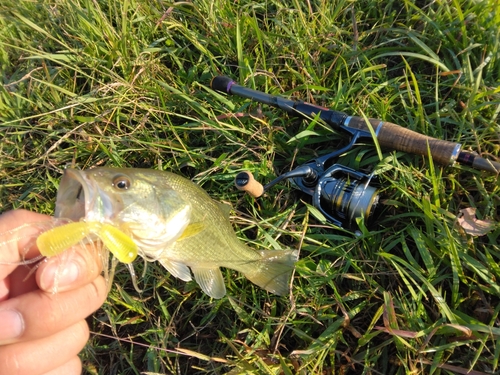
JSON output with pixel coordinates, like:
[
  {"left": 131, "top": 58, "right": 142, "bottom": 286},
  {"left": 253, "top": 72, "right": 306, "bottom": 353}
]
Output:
[{"left": 37, "top": 241, "right": 105, "bottom": 293}]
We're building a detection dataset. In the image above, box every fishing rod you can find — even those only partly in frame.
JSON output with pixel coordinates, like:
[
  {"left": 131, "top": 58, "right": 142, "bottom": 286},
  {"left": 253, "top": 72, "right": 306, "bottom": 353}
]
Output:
[{"left": 211, "top": 76, "right": 499, "bottom": 228}]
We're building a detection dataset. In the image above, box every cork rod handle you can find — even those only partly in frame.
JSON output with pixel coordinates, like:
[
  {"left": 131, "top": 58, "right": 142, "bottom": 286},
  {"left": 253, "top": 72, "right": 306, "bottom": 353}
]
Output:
[{"left": 345, "top": 116, "right": 460, "bottom": 166}]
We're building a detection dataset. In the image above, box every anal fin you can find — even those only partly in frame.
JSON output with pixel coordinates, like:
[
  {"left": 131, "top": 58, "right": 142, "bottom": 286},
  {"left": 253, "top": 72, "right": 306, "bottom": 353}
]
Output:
[{"left": 191, "top": 266, "right": 226, "bottom": 299}]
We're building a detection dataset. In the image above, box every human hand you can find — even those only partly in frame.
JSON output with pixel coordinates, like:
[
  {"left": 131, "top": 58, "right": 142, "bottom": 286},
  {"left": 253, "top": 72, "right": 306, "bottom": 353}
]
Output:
[{"left": 0, "top": 210, "right": 107, "bottom": 375}]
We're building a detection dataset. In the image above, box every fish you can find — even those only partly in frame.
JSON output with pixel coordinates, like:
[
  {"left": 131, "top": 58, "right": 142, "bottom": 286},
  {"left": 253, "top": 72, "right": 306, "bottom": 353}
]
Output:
[{"left": 52, "top": 167, "right": 299, "bottom": 298}]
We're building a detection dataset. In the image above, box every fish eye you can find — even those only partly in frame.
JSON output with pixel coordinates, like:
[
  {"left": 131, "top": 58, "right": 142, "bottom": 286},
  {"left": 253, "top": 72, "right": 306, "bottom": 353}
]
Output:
[{"left": 112, "top": 175, "right": 131, "bottom": 190}]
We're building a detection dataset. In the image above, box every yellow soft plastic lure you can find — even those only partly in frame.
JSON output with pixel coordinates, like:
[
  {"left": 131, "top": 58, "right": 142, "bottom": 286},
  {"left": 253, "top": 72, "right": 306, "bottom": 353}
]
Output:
[{"left": 36, "top": 221, "right": 138, "bottom": 263}]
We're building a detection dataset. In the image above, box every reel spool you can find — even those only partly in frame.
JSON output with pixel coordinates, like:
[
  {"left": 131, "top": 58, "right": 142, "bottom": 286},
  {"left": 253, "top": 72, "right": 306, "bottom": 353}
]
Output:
[{"left": 312, "top": 165, "right": 379, "bottom": 227}]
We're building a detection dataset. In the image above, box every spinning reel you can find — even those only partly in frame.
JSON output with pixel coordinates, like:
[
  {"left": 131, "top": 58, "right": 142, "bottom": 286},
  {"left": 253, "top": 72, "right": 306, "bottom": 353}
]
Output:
[{"left": 234, "top": 136, "right": 379, "bottom": 229}]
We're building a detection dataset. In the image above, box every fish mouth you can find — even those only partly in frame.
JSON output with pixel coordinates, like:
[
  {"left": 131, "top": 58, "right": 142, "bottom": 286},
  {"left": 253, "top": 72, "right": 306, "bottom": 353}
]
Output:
[{"left": 54, "top": 168, "right": 98, "bottom": 222}]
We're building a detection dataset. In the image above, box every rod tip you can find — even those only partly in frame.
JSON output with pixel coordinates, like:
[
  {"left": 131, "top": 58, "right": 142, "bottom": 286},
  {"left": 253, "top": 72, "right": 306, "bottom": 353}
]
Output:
[{"left": 235, "top": 171, "right": 264, "bottom": 198}]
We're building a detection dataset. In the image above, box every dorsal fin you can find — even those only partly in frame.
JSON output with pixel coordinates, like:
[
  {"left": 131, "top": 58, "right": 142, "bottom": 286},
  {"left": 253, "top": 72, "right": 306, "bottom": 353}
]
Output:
[{"left": 216, "top": 201, "right": 232, "bottom": 219}]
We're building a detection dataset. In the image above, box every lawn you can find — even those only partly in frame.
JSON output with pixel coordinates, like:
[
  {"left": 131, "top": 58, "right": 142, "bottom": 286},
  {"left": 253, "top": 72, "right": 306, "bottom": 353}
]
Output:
[{"left": 1, "top": 0, "right": 499, "bottom": 374}]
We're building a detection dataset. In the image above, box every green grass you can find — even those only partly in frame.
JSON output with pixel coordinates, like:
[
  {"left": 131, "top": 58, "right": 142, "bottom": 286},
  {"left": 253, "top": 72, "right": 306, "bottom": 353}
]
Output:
[{"left": 1, "top": 0, "right": 500, "bottom": 374}]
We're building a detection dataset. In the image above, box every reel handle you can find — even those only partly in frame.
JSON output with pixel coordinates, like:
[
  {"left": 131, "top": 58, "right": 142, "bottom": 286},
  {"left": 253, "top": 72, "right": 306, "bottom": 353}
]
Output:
[{"left": 234, "top": 171, "right": 264, "bottom": 198}]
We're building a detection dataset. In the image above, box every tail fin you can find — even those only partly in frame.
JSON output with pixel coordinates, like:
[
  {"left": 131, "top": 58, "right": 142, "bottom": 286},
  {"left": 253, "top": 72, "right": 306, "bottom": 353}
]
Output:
[{"left": 243, "top": 249, "right": 299, "bottom": 295}]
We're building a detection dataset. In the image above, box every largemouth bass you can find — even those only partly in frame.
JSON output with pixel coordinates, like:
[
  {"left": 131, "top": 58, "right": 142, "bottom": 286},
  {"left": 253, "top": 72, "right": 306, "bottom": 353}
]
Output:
[{"left": 53, "top": 167, "right": 299, "bottom": 298}]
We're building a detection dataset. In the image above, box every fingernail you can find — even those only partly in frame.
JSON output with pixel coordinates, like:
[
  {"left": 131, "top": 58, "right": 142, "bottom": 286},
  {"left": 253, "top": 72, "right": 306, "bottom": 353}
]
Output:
[
  {"left": 0, "top": 310, "right": 24, "bottom": 341},
  {"left": 40, "top": 260, "right": 80, "bottom": 291}
]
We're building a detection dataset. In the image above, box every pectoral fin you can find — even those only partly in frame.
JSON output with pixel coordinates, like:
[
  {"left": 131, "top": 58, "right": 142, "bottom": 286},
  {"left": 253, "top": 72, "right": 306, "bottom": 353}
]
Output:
[
  {"left": 177, "top": 222, "right": 205, "bottom": 241},
  {"left": 158, "top": 258, "right": 192, "bottom": 282},
  {"left": 191, "top": 266, "right": 226, "bottom": 299}
]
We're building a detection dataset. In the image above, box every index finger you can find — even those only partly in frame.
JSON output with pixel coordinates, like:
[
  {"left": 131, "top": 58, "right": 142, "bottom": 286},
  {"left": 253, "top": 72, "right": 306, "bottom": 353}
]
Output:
[{"left": 0, "top": 210, "right": 53, "bottom": 278}]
